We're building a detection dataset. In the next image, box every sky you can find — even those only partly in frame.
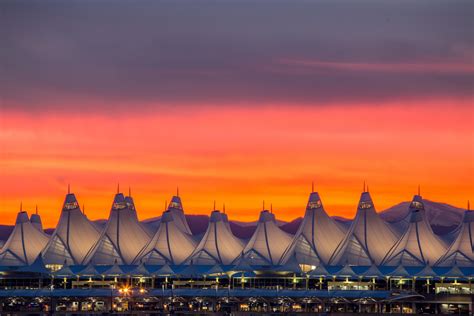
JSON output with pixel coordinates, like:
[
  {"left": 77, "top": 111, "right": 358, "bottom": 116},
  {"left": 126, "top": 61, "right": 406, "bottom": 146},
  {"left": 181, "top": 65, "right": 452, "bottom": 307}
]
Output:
[{"left": 0, "top": 0, "right": 473, "bottom": 227}]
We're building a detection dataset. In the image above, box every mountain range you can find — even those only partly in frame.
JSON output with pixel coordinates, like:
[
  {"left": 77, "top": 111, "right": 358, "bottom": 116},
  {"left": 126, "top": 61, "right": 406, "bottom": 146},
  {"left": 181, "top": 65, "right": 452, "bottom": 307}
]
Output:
[{"left": 0, "top": 199, "right": 466, "bottom": 242}]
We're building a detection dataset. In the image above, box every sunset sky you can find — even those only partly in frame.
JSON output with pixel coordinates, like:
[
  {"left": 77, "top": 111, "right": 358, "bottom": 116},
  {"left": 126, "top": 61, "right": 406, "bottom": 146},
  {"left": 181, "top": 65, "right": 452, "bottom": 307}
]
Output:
[{"left": 1, "top": 0, "right": 473, "bottom": 227}]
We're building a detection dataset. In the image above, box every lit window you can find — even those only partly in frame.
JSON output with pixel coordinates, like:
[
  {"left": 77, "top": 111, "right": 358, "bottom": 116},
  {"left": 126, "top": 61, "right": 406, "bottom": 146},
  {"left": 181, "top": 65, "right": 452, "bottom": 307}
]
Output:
[
  {"left": 359, "top": 201, "right": 373, "bottom": 209},
  {"left": 410, "top": 201, "right": 424, "bottom": 210},
  {"left": 126, "top": 202, "right": 135, "bottom": 211},
  {"left": 308, "top": 200, "right": 322, "bottom": 209},
  {"left": 169, "top": 202, "right": 182, "bottom": 210},
  {"left": 113, "top": 202, "right": 126, "bottom": 210},
  {"left": 64, "top": 201, "right": 79, "bottom": 210}
]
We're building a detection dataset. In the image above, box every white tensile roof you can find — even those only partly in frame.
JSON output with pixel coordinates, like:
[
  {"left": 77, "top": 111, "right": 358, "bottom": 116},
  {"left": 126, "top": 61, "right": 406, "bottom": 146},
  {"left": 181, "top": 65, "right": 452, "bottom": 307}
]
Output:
[
  {"left": 125, "top": 195, "right": 154, "bottom": 236},
  {"left": 221, "top": 212, "right": 232, "bottom": 231},
  {"left": 436, "top": 210, "right": 474, "bottom": 267},
  {"left": 381, "top": 195, "right": 447, "bottom": 266},
  {"left": 187, "top": 210, "right": 244, "bottom": 265},
  {"left": 280, "top": 191, "right": 345, "bottom": 266},
  {"left": 42, "top": 193, "right": 101, "bottom": 265},
  {"left": 134, "top": 210, "right": 197, "bottom": 265},
  {"left": 167, "top": 195, "right": 192, "bottom": 235},
  {"left": 329, "top": 191, "right": 398, "bottom": 266},
  {"left": 84, "top": 193, "right": 152, "bottom": 265},
  {"left": 0, "top": 211, "right": 50, "bottom": 266},
  {"left": 30, "top": 211, "right": 43, "bottom": 232},
  {"left": 240, "top": 210, "right": 292, "bottom": 266}
]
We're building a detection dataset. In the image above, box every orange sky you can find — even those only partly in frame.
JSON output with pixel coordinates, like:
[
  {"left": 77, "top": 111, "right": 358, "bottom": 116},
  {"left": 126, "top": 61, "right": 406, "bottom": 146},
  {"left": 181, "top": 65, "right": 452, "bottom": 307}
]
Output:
[{"left": 0, "top": 99, "right": 472, "bottom": 227}]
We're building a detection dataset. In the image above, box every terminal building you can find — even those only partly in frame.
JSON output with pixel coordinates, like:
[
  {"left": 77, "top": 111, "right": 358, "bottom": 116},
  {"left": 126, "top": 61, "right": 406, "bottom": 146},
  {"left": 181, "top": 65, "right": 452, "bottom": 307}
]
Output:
[{"left": 0, "top": 188, "right": 472, "bottom": 314}]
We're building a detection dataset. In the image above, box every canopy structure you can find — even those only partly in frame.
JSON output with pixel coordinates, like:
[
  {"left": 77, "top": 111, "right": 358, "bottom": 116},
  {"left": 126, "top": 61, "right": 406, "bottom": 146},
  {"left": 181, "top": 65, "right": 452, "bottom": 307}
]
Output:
[
  {"left": 187, "top": 210, "right": 244, "bottom": 265},
  {"left": 85, "top": 193, "right": 152, "bottom": 265},
  {"left": 329, "top": 191, "right": 398, "bottom": 266},
  {"left": 43, "top": 193, "right": 101, "bottom": 265},
  {"left": 0, "top": 211, "right": 50, "bottom": 266},
  {"left": 388, "top": 265, "right": 410, "bottom": 278},
  {"left": 30, "top": 207, "right": 44, "bottom": 232},
  {"left": 308, "top": 265, "right": 330, "bottom": 278},
  {"left": 382, "top": 195, "right": 447, "bottom": 266},
  {"left": 362, "top": 264, "right": 384, "bottom": 278},
  {"left": 280, "top": 191, "right": 345, "bottom": 266},
  {"left": 125, "top": 194, "right": 154, "bottom": 236},
  {"left": 436, "top": 210, "right": 474, "bottom": 267},
  {"left": 239, "top": 210, "right": 292, "bottom": 266},
  {"left": 167, "top": 194, "right": 192, "bottom": 235},
  {"left": 134, "top": 210, "right": 197, "bottom": 265},
  {"left": 221, "top": 211, "right": 232, "bottom": 232}
]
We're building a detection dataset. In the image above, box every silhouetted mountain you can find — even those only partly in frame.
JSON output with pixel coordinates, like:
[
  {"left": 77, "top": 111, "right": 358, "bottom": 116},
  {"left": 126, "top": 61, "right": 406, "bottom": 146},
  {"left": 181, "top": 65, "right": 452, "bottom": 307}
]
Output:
[
  {"left": 0, "top": 225, "right": 13, "bottom": 241},
  {"left": 280, "top": 217, "right": 303, "bottom": 235},
  {"left": 0, "top": 200, "right": 466, "bottom": 242},
  {"left": 229, "top": 222, "right": 257, "bottom": 239}
]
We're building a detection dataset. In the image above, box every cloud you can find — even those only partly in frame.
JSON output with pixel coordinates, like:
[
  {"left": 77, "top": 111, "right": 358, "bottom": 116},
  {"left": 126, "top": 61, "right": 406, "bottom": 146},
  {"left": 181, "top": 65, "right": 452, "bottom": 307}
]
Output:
[{"left": 1, "top": 0, "right": 473, "bottom": 112}]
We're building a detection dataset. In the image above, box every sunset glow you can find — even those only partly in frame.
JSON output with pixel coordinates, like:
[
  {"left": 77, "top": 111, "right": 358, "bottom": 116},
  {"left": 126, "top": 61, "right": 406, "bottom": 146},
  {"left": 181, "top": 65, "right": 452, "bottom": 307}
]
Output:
[
  {"left": 1, "top": 0, "right": 473, "bottom": 228},
  {"left": 1, "top": 99, "right": 472, "bottom": 227}
]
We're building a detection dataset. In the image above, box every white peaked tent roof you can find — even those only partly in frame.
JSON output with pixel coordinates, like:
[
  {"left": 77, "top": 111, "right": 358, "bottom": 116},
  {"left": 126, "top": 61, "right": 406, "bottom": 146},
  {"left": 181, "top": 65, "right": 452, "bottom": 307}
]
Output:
[
  {"left": 0, "top": 211, "right": 49, "bottom": 266},
  {"left": 415, "top": 265, "right": 437, "bottom": 279},
  {"left": 382, "top": 195, "right": 447, "bottom": 266},
  {"left": 335, "top": 264, "right": 357, "bottom": 278},
  {"left": 125, "top": 195, "right": 154, "bottom": 236},
  {"left": 129, "top": 262, "right": 150, "bottom": 276},
  {"left": 187, "top": 210, "right": 244, "bottom": 265},
  {"left": 388, "top": 265, "right": 410, "bottom": 278},
  {"left": 275, "top": 254, "right": 302, "bottom": 273},
  {"left": 78, "top": 263, "right": 99, "bottom": 276},
  {"left": 30, "top": 211, "right": 44, "bottom": 232},
  {"left": 124, "top": 195, "right": 138, "bottom": 219},
  {"left": 152, "top": 263, "right": 175, "bottom": 276},
  {"left": 102, "top": 261, "right": 125, "bottom": 276},
  {"left": 362, "top": 264, "right": 384, "bottom": 278},
  {"left": 329, "top": 191, "right": 398, "bottom": 266},
  {"left": 436, "top": 210, "right": 474, "bottom": 267},
  {"left": 134, "top": 210, "right": 197, "bottom": 265},
  {"left": 221, "top": 212, "right": 232, "bottom": 231},
  {"left": 241, "top": 210, "right": 292, "bottom": 266},
  {"left": 17, "top": 255, "right": 50, "bottom": 274},
  {"left": 85, "top": 193, "right": 152, "bottom": 265},
  {"left": 232, "top": 253, "right": 254, "bottom": 272},
  {"left": 441, "top": 264, "right": 465, "bottom": 278},
  {"left": 167, "top": 195, "right": 192, "bottom": 235},
  {"left": 206, "top": 264, "right": 226, "bottom": 276},
  {"left": 43, "top": 193, "right": 101, "bottom": 265},
  {"left": 280, "top": 191, "right": 345, "bottom": 266}
]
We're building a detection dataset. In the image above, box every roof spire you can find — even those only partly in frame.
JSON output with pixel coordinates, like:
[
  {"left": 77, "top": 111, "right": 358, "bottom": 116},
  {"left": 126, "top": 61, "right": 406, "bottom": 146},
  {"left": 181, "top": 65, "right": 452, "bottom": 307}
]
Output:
[
  {"left": 270, "top": 203, "right": 273, "bottom": 213},
  {"left": 177, "top": 186, "right": 179, "bottom": 197},
  {"left": 367, "top": 185, "right": 369, "bottom": 193},
  {"left": 129, "top": 186, "right": 131, "bottom": 197},
  {"left": 262, "top": 200, "right": 265, "bottom": 211},
  {"left": 68, "top": 183, "right": 70, "bottom": 194},
  {"left": 35, "top": 205, "right": 38, "bottom": 215},
  {"left": 117, "top": 183, "right": 120, "bottom": 194},
  {"left": 418, "top": 184, "right": 421, "bottom": 196},
  {"left": 223, "top": 203, "right": 226, "bottom": 214},
  {"left": 363, "top": 180, "right": 366, "bottom": 193},
  {"left": 312, "top": 181, "right": 314, "bottom": 193},
  {"left": 20, "top": 201, "right": 22, "bottom": 212},
  {"left": 213, "top": 200, "right": 216, "bottom": 211},
  {"left": 165, "top": 200, "right": 167, "bottom": 211},
  {"left": 468, "top": 200, "right": 470, "bottom": 211}
]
